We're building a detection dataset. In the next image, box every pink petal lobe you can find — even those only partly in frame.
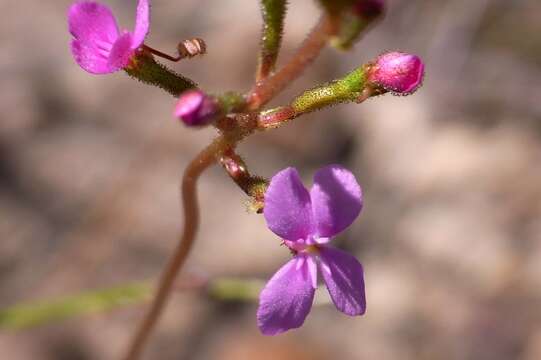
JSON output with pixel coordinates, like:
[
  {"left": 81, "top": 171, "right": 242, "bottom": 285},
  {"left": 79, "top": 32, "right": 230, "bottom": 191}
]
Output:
[
  {"left": 257, "top": 256, "right": 315, "bottom": 335},
  {"left": 264, "top": 167, "right": 313, "bottom": 242},
  {"left": 68, "top": 2, "right": 119, "bottom": 44},
  {"left": 131, "top": 0, "right": 150, "bottom": 49},
  {"left": 310, "top": 165, "right": 362, "bottom": 238},
  {"left": 68, "top": 1, "right": 121, "bottom": 74},
  {"left": 71, "top": 39, "right": 114, "bottom": 74},
  {"left": 108, "top": 32, "right": 134, "bottom": 71},
  {"left": 319, "top": 246, "right": 366, "bottom": 316}
]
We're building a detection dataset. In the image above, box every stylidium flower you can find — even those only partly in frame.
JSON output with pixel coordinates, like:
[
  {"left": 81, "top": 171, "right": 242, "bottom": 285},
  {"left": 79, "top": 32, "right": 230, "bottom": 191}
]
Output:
[
  {"left": 258, "top": 165, "right": 366, "bottom": 335},
  {"left": 68, "top": 0, "right": 150, "bottom": 74}
]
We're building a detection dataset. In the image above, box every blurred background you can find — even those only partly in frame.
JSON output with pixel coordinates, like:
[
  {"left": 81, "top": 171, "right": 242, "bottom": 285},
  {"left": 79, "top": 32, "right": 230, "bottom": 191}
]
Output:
[{"left": 1, "top": 0, "right": 541, "bottom": 359}]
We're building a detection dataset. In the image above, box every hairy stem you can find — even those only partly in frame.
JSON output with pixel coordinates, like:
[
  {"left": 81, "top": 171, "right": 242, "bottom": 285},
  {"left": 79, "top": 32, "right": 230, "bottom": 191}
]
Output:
[
  {"left": 256, "top": 0, "right": 288, "bottom": 81},
  {"left": 122, "top": 137, "right": 226, "bottom": 360},
  {"left": 125, "top": 51, "right": 197, "bottom": 97},
  {"left": 247, "top": 15, "right": 338, "bottom": 110},
  {"left": 257, "top": 65, "right": 369, "bottom": 129}
]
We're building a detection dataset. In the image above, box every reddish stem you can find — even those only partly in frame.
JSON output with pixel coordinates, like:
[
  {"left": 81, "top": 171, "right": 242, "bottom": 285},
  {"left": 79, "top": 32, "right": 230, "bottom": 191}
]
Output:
[
  {"left": 143, "top": 45, "right": 182, "bottom": 62},
  {"left": 247, "top": 15, "right": 338, "bottom": 110},
  {"left": 122, "top": 137, "right": 226, "bottom": 360}
]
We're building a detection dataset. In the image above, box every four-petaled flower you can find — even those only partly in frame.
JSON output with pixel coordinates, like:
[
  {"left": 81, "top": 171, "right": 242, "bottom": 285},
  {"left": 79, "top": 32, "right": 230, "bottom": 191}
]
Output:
[
  {"left": 68, "top": 0, "right": 150, "bottom": 74},
  {"left": 258, "top": 165, "right": 366, "bottom": 335}
]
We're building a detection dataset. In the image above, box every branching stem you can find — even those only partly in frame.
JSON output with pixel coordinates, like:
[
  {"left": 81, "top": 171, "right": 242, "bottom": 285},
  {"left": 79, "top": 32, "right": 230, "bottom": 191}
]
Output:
[{"left": 247, "top": 15, "right": 339, "bottom": 110}]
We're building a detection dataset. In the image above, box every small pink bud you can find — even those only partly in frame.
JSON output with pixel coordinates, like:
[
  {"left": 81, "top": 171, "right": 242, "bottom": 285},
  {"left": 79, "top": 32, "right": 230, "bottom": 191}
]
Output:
[
  {"left": 174, "top": 90, "right": 219, "bottom": 126},
  {"left": 353, "top": 0, "right": 385, "bottom": 19},
  {"left": 368, "top": 51, "right": 424, "bottom": 95}
]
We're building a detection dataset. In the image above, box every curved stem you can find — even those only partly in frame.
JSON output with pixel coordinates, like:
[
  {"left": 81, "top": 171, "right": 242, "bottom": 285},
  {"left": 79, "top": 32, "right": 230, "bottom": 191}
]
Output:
[
  {"left": 122, "top": 137, "right": 226, "bottom": 360},
  {"left": 247, "top": 15, "right": 338, "bottom": 110}
]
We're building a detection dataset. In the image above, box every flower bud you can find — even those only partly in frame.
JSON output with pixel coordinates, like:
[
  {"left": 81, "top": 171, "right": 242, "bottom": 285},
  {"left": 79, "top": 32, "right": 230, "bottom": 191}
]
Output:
[
  {"left": 353, "top": 0, "right": 385, "bottom": 19},
  {"left": 174, "top": 90, "right": 219, "bottom": 126},
  {"left": 368, "top": 51, "right": 424, "bottom": 95}
]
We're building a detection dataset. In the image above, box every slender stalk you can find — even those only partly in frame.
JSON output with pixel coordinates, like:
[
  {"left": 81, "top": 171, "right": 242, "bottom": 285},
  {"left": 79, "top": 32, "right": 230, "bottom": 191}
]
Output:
[
  {"left": 122, "top": 137, "right": 226, "bottom": 360},
  {"left": 247, "top": 15, "right": 338, "bottom": 110},
  {"left": 256, "top": 0, "right": 288, "bottom": 81},
  {"left": 142, "top": 45, "right": 182, "bottom": 62}
]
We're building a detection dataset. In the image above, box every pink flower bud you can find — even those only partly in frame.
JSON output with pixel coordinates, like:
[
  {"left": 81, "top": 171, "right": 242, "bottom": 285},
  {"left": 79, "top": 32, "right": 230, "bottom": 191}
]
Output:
[
  {"left": 174, "top": 90, "right": 219, "bottom": 126},
  {"left": 353, "top": 0, "right": 385, "bottom": 19},
  {"left": 368, "top": 51, "right": 424, "bottom": 95}
]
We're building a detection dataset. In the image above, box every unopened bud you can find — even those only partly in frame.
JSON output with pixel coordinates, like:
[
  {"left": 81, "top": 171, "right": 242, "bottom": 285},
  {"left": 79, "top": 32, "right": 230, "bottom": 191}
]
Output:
[
  {"left": 368, "top": 51, "right": 424, "bottom": 94},
  {"left": 174, "top": 90, "right": 219, "bottom": 126}
]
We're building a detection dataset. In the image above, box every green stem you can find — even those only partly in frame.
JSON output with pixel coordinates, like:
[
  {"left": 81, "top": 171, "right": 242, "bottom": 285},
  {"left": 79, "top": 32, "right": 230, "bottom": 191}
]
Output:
[
  {"left": 0, "top": 283, "right": 151, "bottom": 330},
  {"left": 257, "top": 65, "right": 369, "bottom": 129},
  {"left": 257, "top": 0, "right": 288, "bottom": 81},
  {"left": 291, "top": 66, "right": 367, "bottom": 113},
  {"left": 248, "top": 15, "right": 339, "bottom": 110},
  {"left": 0, "top": 277, "right": 268, "bottom": 331},
  {"left": 125, "top": 51, "right": 197, "bottom": 97}
]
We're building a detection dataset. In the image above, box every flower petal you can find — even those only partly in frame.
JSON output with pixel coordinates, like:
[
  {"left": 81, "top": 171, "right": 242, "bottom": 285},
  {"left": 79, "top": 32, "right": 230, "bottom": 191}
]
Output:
[
  {"left": 68, "top": 2, "right": 120, "bottom": 74},
  {"left": 257, "top": 256, "right": 315, "bottom": 335},
  {"left": 68, "top": 2, "right": 119, "bottom": 45},
  {"left": 131, "top": 0, "right": 150, "bottom": 49},
  {"left": 319, "top": 246, "right": 366, "bottom": 316},
  {"left": 108, "top": 32, "right": 134, "bottom": 71},
  {"left": 264, "top": 167, "right": 313, "bottom": 241},
  {"left": 311, "top": 165, "right": 362, "bottom": 238},
  {"left": 71, "top": 39, "right": 115, "bottom": 74}
]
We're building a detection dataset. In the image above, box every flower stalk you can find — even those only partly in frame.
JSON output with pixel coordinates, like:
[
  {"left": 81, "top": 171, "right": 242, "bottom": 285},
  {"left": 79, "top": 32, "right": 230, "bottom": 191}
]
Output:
[
  {"left": 219, "top": 149, "right": 268, "bottom": 212},
  {"left": 125, "top": 51, "right": 197, "bottom": 97},
  {"left": 123, "top": 136, "right": 227, "bottom": 360},
  {"left": 257, "top": 65, "right": 369, "bottom": 128}
]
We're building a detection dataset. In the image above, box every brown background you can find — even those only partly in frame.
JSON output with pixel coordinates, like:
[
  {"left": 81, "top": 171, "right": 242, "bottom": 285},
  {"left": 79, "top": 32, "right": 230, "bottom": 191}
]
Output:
[{"left": 1, "top": 0, "right": 541, "bottom": 359}]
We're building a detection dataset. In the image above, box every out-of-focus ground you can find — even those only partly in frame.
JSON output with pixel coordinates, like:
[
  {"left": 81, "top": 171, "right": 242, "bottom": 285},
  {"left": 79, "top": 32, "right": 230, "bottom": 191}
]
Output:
[{"left": 1, "top": 0, "right": 541, "bottom": 359}]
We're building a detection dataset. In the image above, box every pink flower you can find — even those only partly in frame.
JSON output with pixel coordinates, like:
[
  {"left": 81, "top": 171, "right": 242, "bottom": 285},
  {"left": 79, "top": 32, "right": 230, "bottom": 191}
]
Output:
[
  {"left": 368, "top": 51, "right": 424, "bottom": 94},
  {"left": 258, "top": 165, "right": 366, "bottom": 335},
  {"left": 68, "top": 0, "right": 150, "bottom": 74}
]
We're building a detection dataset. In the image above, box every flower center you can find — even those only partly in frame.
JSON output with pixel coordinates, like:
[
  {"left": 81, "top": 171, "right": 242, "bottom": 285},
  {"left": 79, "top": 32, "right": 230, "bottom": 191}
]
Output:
[
  {"left": 305, "top": 244, "right": 320, "bottom": 255},
  {"left": 283, "top": 240, "right": 320, "bottom": 255}
]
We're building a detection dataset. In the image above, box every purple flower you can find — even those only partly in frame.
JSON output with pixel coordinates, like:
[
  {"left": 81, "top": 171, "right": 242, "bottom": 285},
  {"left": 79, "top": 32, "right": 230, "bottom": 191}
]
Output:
[
  {"left": 258, "top": 165, "right": 366, "bottom": 335},
  {"left": 68, "top": 0, "right": 150, "bottom": 74}
]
